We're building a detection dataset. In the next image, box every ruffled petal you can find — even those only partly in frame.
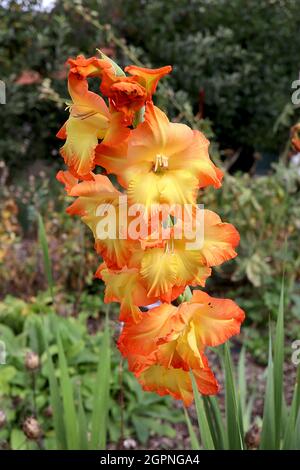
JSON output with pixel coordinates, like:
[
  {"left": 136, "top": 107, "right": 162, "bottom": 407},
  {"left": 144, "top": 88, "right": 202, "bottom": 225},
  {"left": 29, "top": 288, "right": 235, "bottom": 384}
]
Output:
[
  {"left": 137, "top": 363, "right": 219, "bottom": 406},
  {"left": 67, "top": 54, "right": 113, "bottom": 78},
  {"left": 56, "top": 170, "right": 78, "bottom": 194},
  {"left": 97, "top": 264, "right": 157, "bottom": 322},
  {"left": 201, "top": 210, "right": 240, "bottom": 266},
  {"left": 179, "top": 290, "right": 245, "bottom": 348}
]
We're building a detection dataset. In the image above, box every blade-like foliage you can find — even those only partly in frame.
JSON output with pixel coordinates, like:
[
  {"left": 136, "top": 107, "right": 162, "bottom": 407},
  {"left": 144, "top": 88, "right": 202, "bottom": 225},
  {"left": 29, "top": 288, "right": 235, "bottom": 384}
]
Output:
[{"left": 90, "top": 313, "right": 111, "bottom": 450}]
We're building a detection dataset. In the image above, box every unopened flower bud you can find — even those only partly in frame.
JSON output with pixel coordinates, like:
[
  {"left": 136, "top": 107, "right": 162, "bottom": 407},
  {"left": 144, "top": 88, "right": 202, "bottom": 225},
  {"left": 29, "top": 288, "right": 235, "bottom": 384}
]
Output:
[
  {"left": 43, "top": 406, "right": 53, "bottom": 418},
  {"left": 25, "top": 351, "right": 40, "bottom": 371},
  {"left": 0, "top": 410, "right": 6, "bottom": 429},
  {"left": 23, "top": 417, "right": 42, "bottom": 440},
  {"left": 245, "top": 424, "right": 260, "bottom": 450}
]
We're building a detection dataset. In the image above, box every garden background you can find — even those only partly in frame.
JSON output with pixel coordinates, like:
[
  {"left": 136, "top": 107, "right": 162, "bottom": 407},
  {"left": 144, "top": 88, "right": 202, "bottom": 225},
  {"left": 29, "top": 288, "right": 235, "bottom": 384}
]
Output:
[{"left": 0, "top": 0, "right": 300, "bottom": 450}]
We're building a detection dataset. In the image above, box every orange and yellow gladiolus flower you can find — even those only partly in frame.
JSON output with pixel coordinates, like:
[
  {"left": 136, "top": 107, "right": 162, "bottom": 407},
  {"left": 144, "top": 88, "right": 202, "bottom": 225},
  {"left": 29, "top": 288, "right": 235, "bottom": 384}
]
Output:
[
  {"left": 100, "top": 103, "right": 223, "bottom": 210},
  {"left": 56, "top": 51, "right": 245, "bottom": 406},
  {"left": 118, "top": 291, "right": 244, "bottom": 405}
]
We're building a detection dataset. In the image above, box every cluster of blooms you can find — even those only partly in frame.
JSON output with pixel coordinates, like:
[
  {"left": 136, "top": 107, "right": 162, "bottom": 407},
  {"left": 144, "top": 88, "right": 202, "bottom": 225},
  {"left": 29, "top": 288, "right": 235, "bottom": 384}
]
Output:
[{"left": 56, "top": 52, "right": 245, "bottom": 406}]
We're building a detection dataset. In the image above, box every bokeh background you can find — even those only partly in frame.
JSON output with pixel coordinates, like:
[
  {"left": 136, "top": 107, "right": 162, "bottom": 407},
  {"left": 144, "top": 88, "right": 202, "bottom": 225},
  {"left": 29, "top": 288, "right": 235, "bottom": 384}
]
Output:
[{"left": 0, "top": 0, "right": 300, "bottom": 450}]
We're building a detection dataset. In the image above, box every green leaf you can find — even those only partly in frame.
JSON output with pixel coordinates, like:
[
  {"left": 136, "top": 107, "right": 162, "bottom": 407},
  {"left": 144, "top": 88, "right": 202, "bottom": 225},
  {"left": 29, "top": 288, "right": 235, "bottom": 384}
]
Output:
[
  {"left": 77, "top": 388, "right": 89, "bottom": 450},
  {"left": 260, "top": 327, "right": 276, "bottom": 449},
  {"left": 203, "top": 395, "right": 226, "bottom": 449},
  {"left": 224, "top": 343, "right": 244, "bottom": 449},
  {"left": 273, "top": 277, "right": 284, "bottom": 446},
  {"left": 42, "top": 328, "right": 66, "bottom": 450},
  {"left": 191, "top": 371, "right": 215, "bottom": 450},
  {"left": 37, "top": 213, "right": 54, "bottom": 300},
  {"left": 282, "top": 365, "right": 300, "bottom": 449},
  {"left": 184, "top": 408, "right": 200, "bottom": 450},
  {"left": 90, "top": 313, "right": 111, "bottom": 449},
  {"left": 238, "top": 347, "right": 246, "bottom": 415},
  {"left": 57, "top": 332, "right": 79, "bottom": 450},
  {"left": 10, "top": 429, "right": 27, "bottom": 450}
]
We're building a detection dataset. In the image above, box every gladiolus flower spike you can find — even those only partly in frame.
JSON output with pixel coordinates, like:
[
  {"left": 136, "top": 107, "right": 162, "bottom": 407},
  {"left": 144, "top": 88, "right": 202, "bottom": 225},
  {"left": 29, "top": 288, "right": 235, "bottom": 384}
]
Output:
[{"left": 56, "top": 51, "right": 245, "bottom": 407}]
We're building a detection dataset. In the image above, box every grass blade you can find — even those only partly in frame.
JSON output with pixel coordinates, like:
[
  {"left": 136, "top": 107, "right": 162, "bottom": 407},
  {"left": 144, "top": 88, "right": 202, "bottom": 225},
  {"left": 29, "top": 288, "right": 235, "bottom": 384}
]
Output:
[
  {"left": 282, "top": 365, "right": 300, "bottom": 449},
  {"left": 260, "top": 326, "right": 276, "bottom": 449},
  {"left": 184, "top": 408, "right": 200, "bottom": 450},
  {"left": 90, "top": 313, "right": 111, "bottom": 449},
  {"left": 78, "top": 387, "right": 89, "bottom": 450},
  {"left": 238, "top": 347, "right": 246, "bottom": 417},
  {"left": 204, "top": 395, "right": 226, "bottom": 449},
  {"left": 191, "top": 372, "right": 215, "bottom": 450},
  {"left": 224, "top": 343, "right": 244, "bottom": 449},
  {"left": 273, "top": 277, "right": 284, "bottom": 446},
  {"left": 42, "top": 328, "right": 66, "bottom": 449},
  {"left": 293, "top": 411, "right": 300, "bottom": 450},
  {"left": 37, "top": 213, "right": 54, "bottom": 300},
  {"left": 57, "top": 332, "right": 79, "bottom": 450}
]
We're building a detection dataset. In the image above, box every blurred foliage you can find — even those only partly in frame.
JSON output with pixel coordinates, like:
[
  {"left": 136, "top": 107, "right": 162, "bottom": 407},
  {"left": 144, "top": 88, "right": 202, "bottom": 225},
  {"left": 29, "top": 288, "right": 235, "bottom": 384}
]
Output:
[
  {"left": 2, "top": 0, "right": 300, "bottom": 173},
  {"left": 0, "top": 297, "right": 182, "bottom": 449},
  {"left": 102, "top": 0, "right": 300, "bottom": 152},
  {"left": 0, "top": 161, "right": 98, "bottom": 301},
  {"left": 0, "top": 0, "right": 214, "bottom": 174}
]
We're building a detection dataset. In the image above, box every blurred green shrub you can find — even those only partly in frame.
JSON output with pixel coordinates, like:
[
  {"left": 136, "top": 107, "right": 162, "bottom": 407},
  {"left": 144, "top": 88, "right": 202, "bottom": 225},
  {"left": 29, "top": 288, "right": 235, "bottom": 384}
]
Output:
[
  {"left": 104, "top": 0, "right": 300, "bottom": 152},
  {"left": 2, "top": 0, "right": 300, "bottom": 173}
]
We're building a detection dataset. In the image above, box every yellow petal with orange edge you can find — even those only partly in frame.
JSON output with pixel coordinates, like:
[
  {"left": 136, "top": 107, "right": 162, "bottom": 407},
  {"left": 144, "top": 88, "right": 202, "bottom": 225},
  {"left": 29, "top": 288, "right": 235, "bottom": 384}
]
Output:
[
  {"left": 201, "top": 210, "right": 240, "bottom": 265},
  {"left": 179, "top": 290, "right": 245, "bottom": 349},
  {"left": 173, "top": 248, "right": 212, "bottom": 287},
  {"left": 68, "top": 73, "right": 110, "bottom": 116},
  {"left": 118, "top": 303, "right": 182, "bottom": 358},
  {"left": 60, "top": 115, "right": 107, "bottom": 177},
  {"left": 168, "top": 129, "right": 223, "bottom": 188},
  {"left": 82, "top": 214, "right": 134, "bottom": 269},
  {"left": 97, "top": 265, "right": 157, "bottom": 323},
  {"left": 67, "top": 175, "right": 120, "bottom": 217},
  {"left": 58, "top": 74, "right": 111, "bottom": 178},
  {"left": 137, "top": 363, "right": 219, "bottom": 406}
]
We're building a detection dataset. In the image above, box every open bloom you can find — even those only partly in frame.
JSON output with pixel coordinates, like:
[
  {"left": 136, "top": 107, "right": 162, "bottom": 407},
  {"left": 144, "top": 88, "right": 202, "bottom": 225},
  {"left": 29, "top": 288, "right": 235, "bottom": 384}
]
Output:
[
  {"left": 100, "top": 103, "right": 223, "bottom": 210},
  {"left": 66, "top": 175, "right": 136, "bottom": 269},
  {"left": 96, "top": 264, "right": 157, "bottom": 323},
  {"left": 57, "top": 72, "right": 129, "bottom": 179},
  {"left": 118, "top": 291, "right": 245, "bottom": 405},
  {"left": 130, "top": 209, "right": 239, "bottom": 300},
  {"left": 96, "top": 262, "right": 184, "bottom": 323}
]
